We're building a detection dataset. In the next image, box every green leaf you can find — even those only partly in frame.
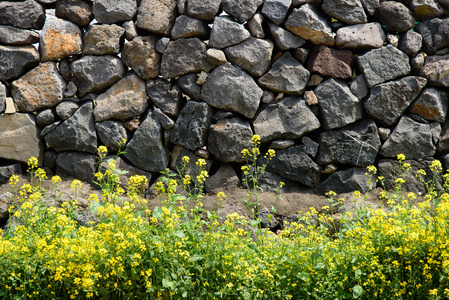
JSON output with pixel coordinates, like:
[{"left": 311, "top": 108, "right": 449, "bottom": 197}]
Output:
[
  {"left": 355, "top": 269, "right": 361, "bottom": 279},
  {"left": 189, "top": 255, "right": 204, "bottom": 262},
  {"left": 353, "top": 285, "right": 363, "bottom": 299},
  {"left": 247, "top": 243, "right": 262, "bottom": 256},
  {"left": 153, "top": 206, "right": 163, "bottom": 219},
  {"left": 315, "top": 262, "right": 325, "bottom": 269},
  {"left": 174, "top": 230, "right": 185, "bottom": 238},
  {"left": 250, "top": 219, "right": 261, "bottom": 226},
  {"left": 298, "top": 272, "right": 309, "bottom": 282}
]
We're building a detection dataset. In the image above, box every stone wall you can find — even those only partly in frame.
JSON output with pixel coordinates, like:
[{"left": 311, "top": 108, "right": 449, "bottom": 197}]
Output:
[{"left": 1, "top": 0, "right": 449, "bottom": 195}]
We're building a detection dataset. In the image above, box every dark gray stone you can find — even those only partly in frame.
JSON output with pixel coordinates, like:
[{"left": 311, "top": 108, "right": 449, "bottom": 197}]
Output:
[
  {"left": 0, "top": 163, "right": 22, "bottom": 185},
  {"left": 259, "top": 207, "right": 279, "bottom": 229},
  {"left": 313, "top": 168, "right": 371, "bottom": 195},
  {"left": 208, "top": 118, "right": 253, "bottom": 163},
  {"left": 317, "top": 119, "right": 381, "bottom": 167},
  {"left": 56, "top": 101, "right": 79, "bottom": 120},
  {"left": 0, "top": 25, "right": 39, "bottom": 45},
  {"left": 124, "top": 111, "right": 170, "bottom": 172},
  {"left": 411, "top": 52, "right": 425, "bottom": 74},
  {"left": 93, "top": 74, "right": 148, "bottom": 122},
  {"left": 270, "top": 139, "right": 295, "bottom": 149},
  {"left": 437, "top": 119, "right": 449, "bottom": 152},
  {"left": 248, "top": 13, "right": 265, "bottom": 38},
  {"left": 375, "top": 1, "right": 415, "bottom": 32},
  {"left": 36, "top": 109, "right": 55, "bottom": 127},
  {"left": 410, "top": 0, "right": 444, "bottom": 21},
  {"left": 170, "top": 101, "right": 214, "bottom": 151},
  {"left": 266, "top": 144, "right": 322, "bottom": 187},
  {"left": 364, "top": 76, "right": 427, "bottom": 126},
  {"left": 71, "top": 55, "right": 126, "bottom": 97},
  {"left": 171, "top": 15, "right": 210, "bottom": 39},
  {"left": 83, "top": 24, "right": 125, "bottom": 55},
  {"left": 136, "top": 0, "right": 177, "bottom": 35},
  {"left": 356, "top": 44, "right": 410, "bottom": 88},
  {"left": 0, "top": 83, "right": 5, "bottom": 114},
  {"left": 261, "top": 0, "right": 292, "bottom": 25},
  {"left": 122, "top": 36, "right": 160, "bottom": 80},
  {"left": 160, "top": 38, "right": 213, "bottom": 79},
  {"left": 415, "top": 18, "right": 449, "bottom": 55},
  {"left": 302, "top": 136, "right": 320, "bottom": 158},
  {"left": 155, "top": 37, "right": 170, "bottom": 53},
  {"left": 315, "top": 78, "right": 363, "bottom": 130},
  {"left": 253, "top": 96, "right": 320, "bottom": 142},
  {"left": 186, "top": 0, "right": 222, "bottom": 21},
  {"left": 153, "top": 107, "right": 175, "bottom": 130},
  {"left": 55, "top": 0, "right": 94, "bottom": 28},
  {"left": 361, "top": 0, "right": 380, "bottom": 15},
  {"left": 95, "top": 120, "right": 128, "bottom": 152},
  {"left": 285, "top": 4, "right": 335, "bottom": 46},
  {"left": 146, "top": 78, "right": 182, "bottom": 118},
  {"left": 336, "top": 22, "right": 386, "bottom": 49},
  {"left": 44, "top": 102, "right": 98, "bottom": 154},
  {"left": 258, "top": 52, "right": 310, "bottom": 95},
  {"left": 267, "top": 23, "right": 306, "bottom": 50},
  {"left": 177, "top": 73, "right": 201, "bottom": 100},
  {"left": 205, "top": 164, "right": 240, "bottom": 194},
  {"left": 420, "top": 54, "right": 449, "bottom": 87},
  {"left": 201, "top": 63, "right": 262, "bottom": 119},
  {"left": 409, "top": 87, "right": 449, "bottom": 123},
  {"left": 222, "top": 0, "right": 264, "bottom": 23},
  {"left": 399, "top": 30, "right": 423, "bottom": 57},
  {"left": 56, "top": 151, "right": 96, "bottom": 183},
  {"left": 0, "top": 0, "right": 45, "bottom": 29},
  {"left": 0, "top": 45, "right": 39, "bottom": 81},
  {"left": 224, "top": 37, "right": 274, "bottom": 77},
  {"left": 170, "top": 145, "right": 213, "bottom": 177},
  {"left": 92, "top": 0, "right": 137, "bottom": 24},
  {"left": 322, "top": 0, "right": 367, "bottom": 24},
  {"left": 350, "top": 75, "right": 369, "bottom": 99},
  {"left": 380, "top": 116, "right": 436, "bottom": 159},
  {"left": 209, "top": 16, "right": 251, "bottom": 49},
  {"left": 122, "top": 20, "right": 138, "bottom": 41}
]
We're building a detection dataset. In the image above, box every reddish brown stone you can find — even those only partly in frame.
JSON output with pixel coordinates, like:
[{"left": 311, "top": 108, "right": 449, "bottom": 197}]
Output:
[
  {"left": 39, "top": 19, "right": 82, "bottom": 62},
  {"left": 308, "top": 45, "right": 354, "bottom": 80}
]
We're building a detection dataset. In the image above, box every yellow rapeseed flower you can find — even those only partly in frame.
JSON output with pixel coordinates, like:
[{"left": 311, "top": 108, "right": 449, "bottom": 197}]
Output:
[
  {"left": 51, "top": 175, "right": 61, "bottom": 184},
  {"left": 397, "top": 153, "right": 406, "bottom": 161},
  {"left": 70, "top": 179, "right": 82, "bottom": 189}
]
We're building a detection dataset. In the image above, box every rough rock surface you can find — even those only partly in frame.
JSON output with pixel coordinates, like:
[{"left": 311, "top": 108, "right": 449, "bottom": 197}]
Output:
[
  {"left": 0, "top": 113, "right": 43, "bottom": 164},
  {"left": 315, "top": 78, "right": 363, "bottom": 130},
  {"left": 415, "top": 18, "right": 449, "bottom": 55},
  {"left": 222, "top": 0, "right": 264, "bottom": 23},
  {"left": 0, "top": 45, "right": 40, "bottom": 81},
  {"left": 410, "top": 0, "right": 444, "bottom": 21},
  {"left": 136, "top": 0, "right": 177, "bottom": 35},
  {"left": 209, "top": 16, "right": 251, "bottom": 49},
  {"left": 356, "top": 45, "right": 411, "bottom": 88},
  {"left": 364, "top": 76, "right": 427, "bottom": 126},
  {"left": 36, "top": 109, "right": 55, "bottom": 127},
  {"left": 205, "top": 164, "right": 240, "bottom": 194},
  {"left": 253, "top": 96, "right": 320, "bottom": 142},
  {"left": 419, "top": 55, "right": 449, "bottom": 87},
  {"left": 39, "top": 18, "right": 82, "bottom": 62},
  {"left": 261, "top": 0, "right": 292, "bottom": 25},
  {"left": 322, "top": 0, "right": 367, "bottom": 24},
  {"left": 336, "top": 22, "right": 385, "bottom": 49},
  {"left": 160, "top": 38, "right": 213, "bottom": 79},
  {"left": 224, "top": 37, "right": 274, "bottom": 77},
  {"left": 70, "top": 55, "right": 126, "bottom": 97},
  {"left": 313, "top": 168, "right": 371, "bottom": 195},
  {"left": 208, "top": 118, "right": 253, "bottom": 163},
  {"left": 56, "top": 101, "right": 79, "bottom": 120},
  {"left": 83, "top": 24, "right": 125, "bottom": 55},
  {"left": 177, "top": 74, "right": 201, "bottom": 100},
  {"left": 170, "top": 101, "right": 214, "bottom": 151},
  {"left": 268, "top": 23, "right": 305, "bottom": 50},
  {"left": 186, "top": 0, "right": 222, "bottom": 21},
  {"left": 93, "top": 75, "right": 148, "bottom": 122},
  {"left": 0, "top": 83, "right": 6, "bottom": 114},
  {"left": 92, "top": 0, "right": 137, "bottom": 24},
  {"left": 122, "top": 36, "right": 160, "bottom": 80},
  {"left": 95, "top": 121, "right": 128, "bottom": 152},
  {"left": 409, "top": 87, "right": 449, "bottom": 123},
  {"left": 248, "top": 13, "right": 265, "bottom": 38},
  {"left": 44, "top": 102, "right": 98, "bottom": 153},
  {"left": 0, "top": 25, "right": 39, "bottom": 45},
  {"left": 0, "top": 164, "right": 22, "bottom": 185},
  {"left": 380, "top": 116, "right": 436, "bottom": 159},
  {"left": 399, "top": 30, "right": 423, "bottom": 57},
  {"left": 146, "top": 78, "right": 182, "bottom": 118},
  {"left": 0, "top": 0, "right": 45, "bottom": 29},
  {"left": 201, "top": 64, "right": 262, "bottom": 119},
  {"left": 11, "top": 62, "right": 66, "bottom": 113},
  {"left": 350, "top": 75, "right": 369, "bottom": 99},
  {"left": 171, "top": 15, "right": 210, "bottom": 39},
  {"left": 55, "top": 0, "right": 93, "bottom": 27},
  {"left": 375, "top": 1, "right": 415, "bottom": 32},
  {"left": 285, "top": 4, "right": 335, "bottom": 46},
  {"left": 56, "top": 152, "right": 96, "bottom": 183},
  {"left": 258, "top": 52, "right": 310, "bottom": 95},
  {"left": 124, "top": 111, "right": 169, "bottom": 172},
  {"left": 317, "top": 119, "right": 381, "bottom": 167},
  {"left": 308, "top": 45, "right": 354, "bottom": 80}
]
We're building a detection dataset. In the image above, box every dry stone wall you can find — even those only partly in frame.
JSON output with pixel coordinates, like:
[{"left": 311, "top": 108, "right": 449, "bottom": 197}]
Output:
[{"left": 1, "top": 0, "right": 449, "bottom": 195}]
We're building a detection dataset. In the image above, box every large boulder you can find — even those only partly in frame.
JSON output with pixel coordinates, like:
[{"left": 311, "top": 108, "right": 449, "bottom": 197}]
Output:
[
  {"left": 39, "top": 18, "right": 82, "bottom": 62},
  {"left": 356, "top": 44, "right": 410, "bottom": 88},
  {"left": 208, "top": 118, "right": 253, "bottom": 163},
  {"left": 317, "top": 119, "right": 381, "bottom": 167},
  {"left": 201, "top": 63, "right": 262, "bottom": 119},
  {"left": 170, "top": 101, "right": 214, "bottom": 151},
  {"left": 0, "top": 113, "right": 43, "bottom": 164},
  {"left": 44, "top": 102, "right": 98, "bottom": 153},
  {"left": 0, "top": 0, "right": 45, "bottom": 29},
  {"left": 92, "top": 0, "right": 137, "bottom": 24},
  {"left": 253, "top": 96, "right": 320, "bottom": 142},
  {"left": 380, "top": 116, "right": 436, "bottom": 159},
  {"left": 93, "top": 74, "right": 148, "bottom": 122},
  {"left": 160, "top": 38, "right": 213, "bottom": 79},
  {"left": 71, "top": 55, "right": 126, "bottom": 97},
  {"left": 122, "top": 36, "right": 160, "bottom": 80},
  {"left": 124, "top": 111, "right": 170, "bottom": 172},
  {"left": 11, "top": 62, "right": 66, "bottom": 112},
  {"left": 0, "top": 45, "right": 39, "bottom": 81},
  {"left": 136, "top": 0, "right": 177, "bottom": 36},
  {"left": 258, "top": 52, "right": 310, "bottom": 95},
  {"left": 336, "top": 22, "right": 385, "bottom": 49},
  {"left": 285, "top": 4, "right": 335, "bottom": 46},
  {"left": 364, "top": 76, "right": 427, "bottom": 126},
  {"left": 315, "top": 78, "right": 363, "bottom": 130}
]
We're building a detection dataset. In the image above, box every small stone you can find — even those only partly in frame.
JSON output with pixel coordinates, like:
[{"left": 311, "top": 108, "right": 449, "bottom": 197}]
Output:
[
  {"left": 146, "top": 78, "right": 182, "bottom": 118},
  {"left": 350, "top": 75, "right": 369, "bottom": 99},
  {"left": 4, "top": 97, "right": 16, "bottom": 114},
  {"left": 122, "top": 20, "right": 138, "bottom": 41},
  {"left": 322, "top": 164, "right": 338, "bottom": 174},
  {"left": 206, "top": 48, "right": 227, "bottom": 65},
  {"left": 95, "top": 120, "right": 128, "bottom": 152},
  {"left": 186, "top": 0, "right": 222, "bottom": 21},
  {"left": 177, "top": 73, "right": 201, "bottom": 100},
  {"left": 205, "top": 164, "right": 240, "bottom": 194},
  {"left": 411, "top": 52, "right": 425, "bottom": 74},
  {"left": 64, "top": 81, "right": 77, "bottom": 98},
  {"left": 248, "top": 13, "right": 265, "bottom": 38},
  {"left": 387, "top": 33, "right": 400, "bottom": 47},
  {"left": 262, "top": 90, "right": 275, "bottom": 103},
  {"left": 195, "top": 149, "right": 210, "bottom": 159},
  {"left": 420, "top": 54, "right": 449, "bottom": 87},
  {"left": 222, "top": 0, "right": 264, "bottom": 23},
  {"left": 378, "top": 127, "right": 391, "bottom": 140},
  {"left": 409, "top": 87, "right": 449, "bottom": 123},
  {"left": 124, "top": 117, "right": 140, "bottom": 132},
  {"left": 155, "top": 37, "right": 170, "bottom": 53},
  {"left": 308, "top": 45, "right": 354, "bottom": 80},
  {"left": 304, "top": 90, "right": 318, "bottom": 105},
  {"left": 153, "top": 107, "right": 175, "bottom": 130},
  {"left": 270, "top": 139, "right": 295, "bottom": 149},
  {"left": 399, "top": 30, "right": 423, "bottom": 57},
  {"left": 293, "top": 48, "right": 310, "bottom": 64},
  {"left": 56, "top": 101, "right": 79, "bottom": 120},
  {"left": 56, "top": 152, "right": 96, "bottom": 183},
  {"left": 196, "top": 71, "right": 208, "bottom": 85},
  {"left": 336, "top": 22, "right": 386, "bottom": 49}
]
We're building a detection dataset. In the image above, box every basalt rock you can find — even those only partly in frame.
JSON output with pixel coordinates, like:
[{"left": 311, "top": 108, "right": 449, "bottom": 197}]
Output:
[{"left": 0, "top": 45, "right": 40, "bottom": 81}]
